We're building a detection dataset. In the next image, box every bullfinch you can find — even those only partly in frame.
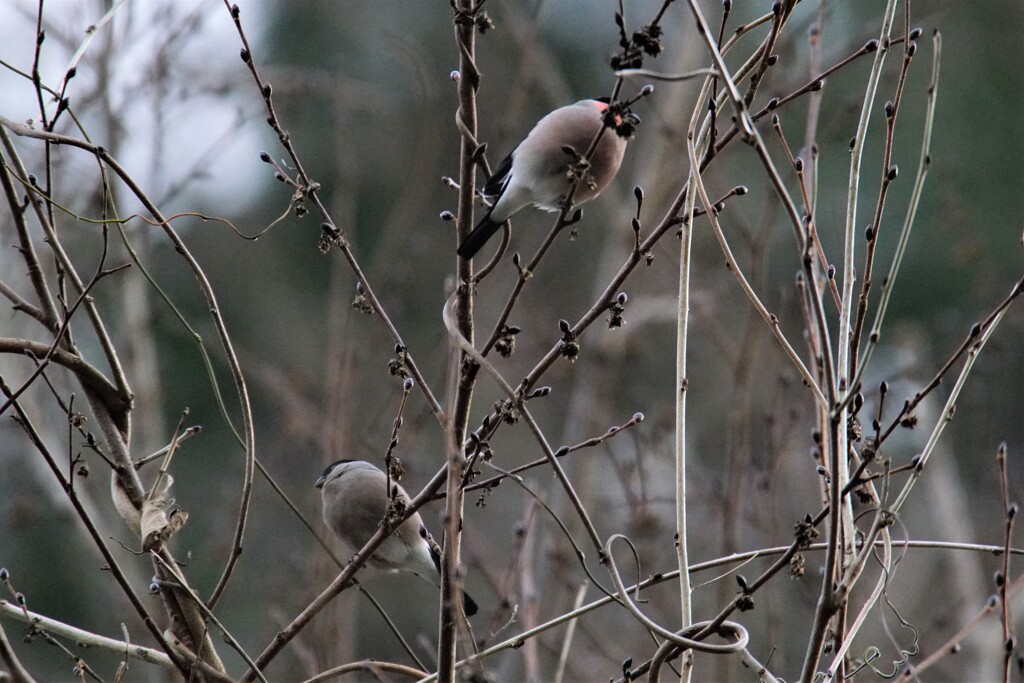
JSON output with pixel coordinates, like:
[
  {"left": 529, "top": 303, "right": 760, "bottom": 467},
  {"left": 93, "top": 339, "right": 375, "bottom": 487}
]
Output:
[
  {"left": 316, "top": 459, "right": 478, "bottom": 617},
  {"left": 457, "top": 98, "right": 637, "bottom": 259}
]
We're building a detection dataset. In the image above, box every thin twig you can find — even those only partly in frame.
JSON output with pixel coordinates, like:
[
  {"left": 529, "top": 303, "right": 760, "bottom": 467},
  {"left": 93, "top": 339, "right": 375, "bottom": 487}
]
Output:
[
  {"left": 879, "top": 277, "right": 1023, "bottom": 446},
  {"left": 0, "top": 613, "right": 35, "bottom": 683},
  {"left": 997, "top": 442, "right": 1015, "bottom": 683},
  {"left": 455, "top": 411, "right": 644, "bottom": 496},
  {"left": 301, "top": 660, "right": 426, "bottom": 683}
]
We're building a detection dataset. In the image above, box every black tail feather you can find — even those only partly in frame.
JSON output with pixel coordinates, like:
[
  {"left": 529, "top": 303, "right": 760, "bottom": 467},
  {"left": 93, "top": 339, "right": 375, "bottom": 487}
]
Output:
[
  {"left": 462, "top": 590, "right": 479, "bottom": 617},
  {"left": 427, "top": 528, "right": 480, "bottom": 617},
  {"left": 457, "top": 211, "right": 504, "bottom": 259}
]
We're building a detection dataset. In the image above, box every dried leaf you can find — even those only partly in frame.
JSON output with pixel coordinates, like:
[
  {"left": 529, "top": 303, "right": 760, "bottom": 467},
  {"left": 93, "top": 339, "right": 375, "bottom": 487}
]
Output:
[
  {"left": 167, "top": 507, "right": 189, "bottom": 536},
  {"left": 141, "top": 476, "right": 188, "bottom": 551}
]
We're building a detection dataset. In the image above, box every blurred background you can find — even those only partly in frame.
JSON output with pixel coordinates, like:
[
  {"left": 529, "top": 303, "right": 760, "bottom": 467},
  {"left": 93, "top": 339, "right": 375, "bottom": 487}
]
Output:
[{"left": 0, "top": 1, "right": 1021, "bottom": 680}]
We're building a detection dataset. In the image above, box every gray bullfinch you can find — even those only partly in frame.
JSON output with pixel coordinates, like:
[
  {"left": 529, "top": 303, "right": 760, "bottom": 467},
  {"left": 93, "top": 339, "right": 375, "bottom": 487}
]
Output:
[{"left": 315, "top": 459, "right": 478, "bottom": 617}]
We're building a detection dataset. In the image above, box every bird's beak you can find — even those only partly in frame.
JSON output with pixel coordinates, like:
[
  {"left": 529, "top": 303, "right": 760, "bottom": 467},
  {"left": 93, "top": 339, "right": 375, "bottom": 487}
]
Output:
[
  {"left": 626, "top": 112, "right": 641, "bottom": 125},
  {"left": 314, "top": 475, "right": 326, "bottom": 489}
]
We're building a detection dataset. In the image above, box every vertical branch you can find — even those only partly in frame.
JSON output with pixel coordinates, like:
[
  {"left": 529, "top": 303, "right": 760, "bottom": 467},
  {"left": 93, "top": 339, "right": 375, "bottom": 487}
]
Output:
[
  {"left": 440, "top": 1, "right": 481, "bottom": 678},
  {"left": 674, "top": 173, "right": 696, "bottom": 682},
  {"left": 675, "top": 60, "right": 722, "bottom": 673},
  {"left": 0, "top": 141, "right": 59, "bottom": 333},
  {"left": 440, "top": 377, "right": 469, "bottom": 681}
]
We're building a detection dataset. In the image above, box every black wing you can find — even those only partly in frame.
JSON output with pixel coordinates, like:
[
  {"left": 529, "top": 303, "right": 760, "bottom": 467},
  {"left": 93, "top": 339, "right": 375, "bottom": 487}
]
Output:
[
  {"left": 482, "top": 148, "right": 514, "bottom": 200},
  {"left": 457, "top": 148, "right": 516, "bottom": 259}
]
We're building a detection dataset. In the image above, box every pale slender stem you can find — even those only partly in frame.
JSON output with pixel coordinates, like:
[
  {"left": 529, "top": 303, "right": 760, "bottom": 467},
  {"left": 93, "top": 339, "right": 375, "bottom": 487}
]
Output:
[
  {"left": 552, "top": 582, "right": 588, "bottom": 683},
  {"left": 673, "top": 82, "right": 707, "bottom": 679},
  {"left": 683, "top": 0, "right": 752, "bottom": 137},
  {"left": 441, "top": 296, "right": 603, "bottom": 550},
  {"left": 675, "top": 176, "right": 696, "bottom": 682}
]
